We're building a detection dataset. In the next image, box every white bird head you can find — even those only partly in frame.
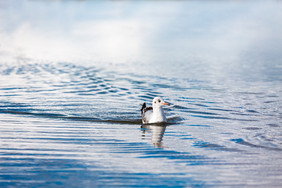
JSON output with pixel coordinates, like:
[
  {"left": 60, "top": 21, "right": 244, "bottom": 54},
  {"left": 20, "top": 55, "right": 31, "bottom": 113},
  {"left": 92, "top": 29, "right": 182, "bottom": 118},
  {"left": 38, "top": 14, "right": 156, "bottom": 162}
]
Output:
[{"left": 152, "top": 97, "right": 170, "bottom": 108}]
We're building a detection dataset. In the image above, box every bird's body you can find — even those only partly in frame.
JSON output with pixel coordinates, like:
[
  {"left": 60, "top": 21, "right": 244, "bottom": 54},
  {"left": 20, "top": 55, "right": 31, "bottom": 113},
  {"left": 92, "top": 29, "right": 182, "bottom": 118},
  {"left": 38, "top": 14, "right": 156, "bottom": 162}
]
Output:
[{"left": 141, "top": 97, "right": 169, "bottom": 124}]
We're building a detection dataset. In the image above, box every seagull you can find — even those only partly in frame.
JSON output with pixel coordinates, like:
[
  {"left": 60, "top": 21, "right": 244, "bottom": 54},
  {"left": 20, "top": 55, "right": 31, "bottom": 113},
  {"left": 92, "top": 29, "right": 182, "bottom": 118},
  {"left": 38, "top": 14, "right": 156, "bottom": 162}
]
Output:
[{"left": 141, "top": 97, "right": 170, "bottom": 124}]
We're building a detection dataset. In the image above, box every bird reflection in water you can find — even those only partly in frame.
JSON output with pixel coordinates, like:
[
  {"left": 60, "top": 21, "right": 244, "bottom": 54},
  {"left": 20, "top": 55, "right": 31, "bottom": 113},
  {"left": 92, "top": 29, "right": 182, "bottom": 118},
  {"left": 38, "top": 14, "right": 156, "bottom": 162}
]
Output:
[{"left": 141, "top": 123, "right": 167, "bottom": 148}]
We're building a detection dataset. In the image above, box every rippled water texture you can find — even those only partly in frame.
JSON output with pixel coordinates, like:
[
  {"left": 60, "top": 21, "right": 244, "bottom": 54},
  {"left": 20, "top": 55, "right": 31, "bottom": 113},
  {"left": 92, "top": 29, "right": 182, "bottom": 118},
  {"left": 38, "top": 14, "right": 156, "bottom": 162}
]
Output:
[{"left": 1, "top": 1, "right": 282, "bottom": 187}]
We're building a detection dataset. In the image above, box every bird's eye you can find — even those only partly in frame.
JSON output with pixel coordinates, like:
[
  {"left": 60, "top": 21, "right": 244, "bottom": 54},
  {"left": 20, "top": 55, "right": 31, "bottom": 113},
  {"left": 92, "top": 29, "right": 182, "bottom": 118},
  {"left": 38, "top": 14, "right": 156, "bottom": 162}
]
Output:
[
  {"left": 154, "top": 101, "right": 156, "bottom": 103},
  {"left": 158, "top": 99, "right": 161, "bottom": 103}
]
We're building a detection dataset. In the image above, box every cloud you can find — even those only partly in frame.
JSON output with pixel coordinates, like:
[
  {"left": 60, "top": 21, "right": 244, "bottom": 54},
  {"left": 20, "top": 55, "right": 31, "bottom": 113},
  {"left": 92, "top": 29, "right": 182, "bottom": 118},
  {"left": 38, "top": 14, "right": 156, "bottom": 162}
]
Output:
[{"left": 0, "top": 0, "right": 282, "bottom": 67}]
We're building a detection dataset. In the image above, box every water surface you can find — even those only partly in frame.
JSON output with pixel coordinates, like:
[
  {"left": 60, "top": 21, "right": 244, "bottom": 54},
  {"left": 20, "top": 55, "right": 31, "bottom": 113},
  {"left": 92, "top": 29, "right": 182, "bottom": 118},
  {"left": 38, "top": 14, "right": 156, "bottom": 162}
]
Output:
[{"left": 0, "top": 0, "right": 282, "bottom": 187}]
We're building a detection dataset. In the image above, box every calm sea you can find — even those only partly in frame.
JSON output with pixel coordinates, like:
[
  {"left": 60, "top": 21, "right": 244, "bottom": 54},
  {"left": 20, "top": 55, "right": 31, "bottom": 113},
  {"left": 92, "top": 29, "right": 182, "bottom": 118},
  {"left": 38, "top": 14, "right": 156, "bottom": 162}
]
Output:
[{"left": 1, "top": 0, "right": 282, "bottom": 187}]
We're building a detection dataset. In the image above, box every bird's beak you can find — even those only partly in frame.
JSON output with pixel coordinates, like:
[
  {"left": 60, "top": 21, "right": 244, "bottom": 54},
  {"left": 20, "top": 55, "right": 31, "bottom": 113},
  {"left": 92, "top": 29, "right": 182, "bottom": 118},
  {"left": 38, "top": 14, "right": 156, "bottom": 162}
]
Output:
[{"left": 162, "top": 102, "right": 170, "bottom": 106}]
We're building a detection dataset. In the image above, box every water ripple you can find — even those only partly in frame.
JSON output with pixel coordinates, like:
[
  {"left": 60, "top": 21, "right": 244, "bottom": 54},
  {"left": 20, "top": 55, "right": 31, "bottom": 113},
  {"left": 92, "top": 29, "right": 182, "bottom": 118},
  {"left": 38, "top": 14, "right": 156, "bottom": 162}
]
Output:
[{"left": 0, "top": 62, "right": 282, "bottom": 187}]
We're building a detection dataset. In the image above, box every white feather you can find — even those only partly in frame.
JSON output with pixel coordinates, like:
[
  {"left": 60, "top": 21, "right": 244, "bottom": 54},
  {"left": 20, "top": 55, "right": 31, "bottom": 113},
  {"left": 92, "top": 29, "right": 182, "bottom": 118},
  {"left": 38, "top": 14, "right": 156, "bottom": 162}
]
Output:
[{"left": 141, "top": 97, "right": 169, "bottom": 124}]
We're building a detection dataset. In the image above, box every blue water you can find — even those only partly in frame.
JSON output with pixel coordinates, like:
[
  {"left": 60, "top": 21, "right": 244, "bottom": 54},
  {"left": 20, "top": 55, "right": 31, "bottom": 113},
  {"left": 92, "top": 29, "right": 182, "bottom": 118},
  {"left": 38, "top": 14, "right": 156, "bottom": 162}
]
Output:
[{"left": 1, "top": 0, "right": 282, "bottom": 187}]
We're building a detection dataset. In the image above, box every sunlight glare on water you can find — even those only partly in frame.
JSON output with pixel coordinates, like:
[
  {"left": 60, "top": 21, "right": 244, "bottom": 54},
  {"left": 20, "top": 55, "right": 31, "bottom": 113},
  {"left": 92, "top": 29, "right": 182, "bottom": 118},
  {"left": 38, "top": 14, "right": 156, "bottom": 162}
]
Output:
[{"left": 0, "top": 0, "right": 282, "bottom": 187}]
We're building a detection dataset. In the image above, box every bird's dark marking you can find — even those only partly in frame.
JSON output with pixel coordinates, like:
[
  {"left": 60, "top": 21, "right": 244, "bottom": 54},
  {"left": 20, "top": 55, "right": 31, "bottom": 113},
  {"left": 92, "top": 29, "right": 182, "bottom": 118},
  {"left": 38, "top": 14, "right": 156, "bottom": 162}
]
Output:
[
  {"left": 141, "top": 103, "right": 146, "bottom": 112},
  {"left": 141, "top": 103, "right": 153, "bottom": 115},
  {"left": 144, "top": 107, "right": 153, "bottom": 113}
]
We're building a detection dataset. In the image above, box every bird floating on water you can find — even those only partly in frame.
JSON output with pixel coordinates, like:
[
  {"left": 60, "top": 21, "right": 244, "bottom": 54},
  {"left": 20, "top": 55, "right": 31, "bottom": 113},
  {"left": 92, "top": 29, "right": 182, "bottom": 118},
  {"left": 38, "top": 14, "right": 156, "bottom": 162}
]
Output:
[{"left": 141, "top": 97, "right": 170, "bottom": 124}]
